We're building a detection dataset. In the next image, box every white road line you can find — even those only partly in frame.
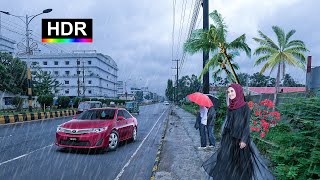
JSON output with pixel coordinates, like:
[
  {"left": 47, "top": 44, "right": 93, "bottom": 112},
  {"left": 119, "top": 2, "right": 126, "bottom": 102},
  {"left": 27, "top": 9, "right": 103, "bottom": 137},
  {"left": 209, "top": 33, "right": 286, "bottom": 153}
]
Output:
[
  {"left": 0, "top": 144, "right": 53, "bottom": 166},
  {"left": 114, "top": 108, "right": 169, "bottom": 180}
]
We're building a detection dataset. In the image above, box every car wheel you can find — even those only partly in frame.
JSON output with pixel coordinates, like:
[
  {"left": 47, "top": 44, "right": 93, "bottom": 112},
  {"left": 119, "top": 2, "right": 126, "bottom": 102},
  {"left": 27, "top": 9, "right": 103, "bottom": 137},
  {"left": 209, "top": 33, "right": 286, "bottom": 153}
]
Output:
[
  {"left": 108, "top": 130, "right": 119, "bottom": 151},
  {"left": 131, "top": 126, "right": 137, "bottom": 142}
]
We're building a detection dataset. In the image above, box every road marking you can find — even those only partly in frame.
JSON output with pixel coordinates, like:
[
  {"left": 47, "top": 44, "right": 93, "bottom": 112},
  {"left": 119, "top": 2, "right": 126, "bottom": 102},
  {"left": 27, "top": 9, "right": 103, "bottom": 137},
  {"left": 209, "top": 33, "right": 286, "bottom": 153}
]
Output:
[
  {"left": 0, "top": 144, "right": 53, "bottom": 166},
  {"left": 114, "top": 108, "right": 169, "bottom": 180}
]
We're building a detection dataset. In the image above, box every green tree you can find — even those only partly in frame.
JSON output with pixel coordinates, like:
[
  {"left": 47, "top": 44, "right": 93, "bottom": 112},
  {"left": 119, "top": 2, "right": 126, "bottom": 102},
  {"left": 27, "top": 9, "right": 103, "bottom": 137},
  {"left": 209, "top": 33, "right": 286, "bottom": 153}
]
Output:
[
  {"left": 184, "top": 10, "right": 251, "bottom": 84},
  {"left": 31, "top": 63, "right": 61, "bottom": 96},
  {"left": 165, "top": 79, "right": 174, "bottom": 101},
  {"left": 282, "top": 73, "right": 298, "bottom": 87},
  {"left": 0, "top": 52, "right": 28, "bottom": 95},
  {"left": 135, "top": 91, "right": 143, "bottom": 102},
  {"left": 37, "top": 95, "right": 54, "bottom": 109},
  {"left": 253, "top": 26, "right": 308, "bottom": 107},
  {"left": 238, "top": 73, "right": 250, "bottom": 87},
  {"left": 58, "top": 96, "right": 70, "bottom": 108},
  {"left": 250, "top": 72, "right": 270, "bottom": 87}
]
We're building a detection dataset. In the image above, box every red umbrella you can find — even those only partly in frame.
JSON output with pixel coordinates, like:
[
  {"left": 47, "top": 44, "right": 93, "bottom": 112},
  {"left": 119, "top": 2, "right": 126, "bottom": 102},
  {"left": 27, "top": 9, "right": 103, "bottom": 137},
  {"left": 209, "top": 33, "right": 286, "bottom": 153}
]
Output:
[{"left": 187, "top": 92, "right": 213, "bottom": 107}]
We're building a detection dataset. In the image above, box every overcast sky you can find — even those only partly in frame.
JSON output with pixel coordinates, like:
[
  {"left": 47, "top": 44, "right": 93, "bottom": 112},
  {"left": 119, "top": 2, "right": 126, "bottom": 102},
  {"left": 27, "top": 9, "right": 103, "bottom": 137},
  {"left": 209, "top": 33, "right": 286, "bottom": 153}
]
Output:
[{"left": 1, "top": 0, "right": 319, "bottom": 96}]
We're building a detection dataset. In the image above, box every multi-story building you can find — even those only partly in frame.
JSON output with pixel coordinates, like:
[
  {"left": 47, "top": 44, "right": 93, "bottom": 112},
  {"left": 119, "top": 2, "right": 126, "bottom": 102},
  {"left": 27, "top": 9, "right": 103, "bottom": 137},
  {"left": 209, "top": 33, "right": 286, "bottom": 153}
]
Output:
[
  {"left": 18, "top": 51, "right": 118, "bottom": 98},
  {"left": 117, "top": 81, "right": 125, "bottom": 96},
  {"left": 0, "top": 35, "right": 15, "bottom": 55}
]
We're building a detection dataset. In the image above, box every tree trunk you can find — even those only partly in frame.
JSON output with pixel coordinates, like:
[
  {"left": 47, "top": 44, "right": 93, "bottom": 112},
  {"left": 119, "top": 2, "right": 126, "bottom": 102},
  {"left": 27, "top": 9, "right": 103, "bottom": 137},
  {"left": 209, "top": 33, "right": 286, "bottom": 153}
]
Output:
[
  {"left": 220, "top": 44, "right": 240, "bottom": 84},
  {"left": 273, "top": 63, "right": 281, "bottom": 111}
]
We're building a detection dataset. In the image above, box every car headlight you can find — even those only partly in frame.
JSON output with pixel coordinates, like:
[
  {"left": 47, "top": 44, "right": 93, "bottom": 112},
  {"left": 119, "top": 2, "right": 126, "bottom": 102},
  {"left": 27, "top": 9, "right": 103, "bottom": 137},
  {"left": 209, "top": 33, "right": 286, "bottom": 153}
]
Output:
[
  {"left": 90, "top": 127, "right": 108, "bottom": 133},
  {"left": 57, "top": 126, "right": 66, "bottom": 132}
]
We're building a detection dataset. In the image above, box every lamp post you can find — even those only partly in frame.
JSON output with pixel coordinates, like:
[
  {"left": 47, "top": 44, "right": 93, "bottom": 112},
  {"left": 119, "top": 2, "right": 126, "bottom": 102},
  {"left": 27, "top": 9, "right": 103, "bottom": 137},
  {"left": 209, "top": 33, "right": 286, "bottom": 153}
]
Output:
[{"left": 0, "top": 9, "right": 52, "bottom": 112}]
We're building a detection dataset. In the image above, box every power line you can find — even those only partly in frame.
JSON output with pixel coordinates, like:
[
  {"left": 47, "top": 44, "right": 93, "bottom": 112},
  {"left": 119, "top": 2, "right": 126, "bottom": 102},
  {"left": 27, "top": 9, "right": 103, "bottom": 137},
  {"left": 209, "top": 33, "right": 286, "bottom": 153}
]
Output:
[
  {"left": 175, "top": 0, "right": 187, "bottom": 59},
  {"left": 179, "top": 0, "right": 202, "bottom": 75}
]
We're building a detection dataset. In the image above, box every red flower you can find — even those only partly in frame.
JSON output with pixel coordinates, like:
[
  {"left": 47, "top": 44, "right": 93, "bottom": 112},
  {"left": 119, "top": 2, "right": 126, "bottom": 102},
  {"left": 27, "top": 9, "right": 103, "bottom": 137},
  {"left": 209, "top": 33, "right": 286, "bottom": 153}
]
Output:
[
  {"left": 248, "top": 101, "right": 254, "bottom": 110},
  {"left": 255, "top": 111, "right": 259, "bottom": 116},
  {"left": 250, "top": 126, "right": 255, "bottom": 131},
  {"left": 260, "top": 132, "right": 266, "bottom": 138},
  {"left": 253, "top": 120, "right": 257, "bottom": 125}
]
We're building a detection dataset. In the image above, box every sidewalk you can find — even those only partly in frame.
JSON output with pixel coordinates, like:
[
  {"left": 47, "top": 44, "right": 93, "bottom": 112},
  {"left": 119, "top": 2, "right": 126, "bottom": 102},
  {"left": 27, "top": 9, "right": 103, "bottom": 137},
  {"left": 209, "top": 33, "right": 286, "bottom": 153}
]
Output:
[{"left": 155, "top": 106, "right": 219, "bottom": 180}]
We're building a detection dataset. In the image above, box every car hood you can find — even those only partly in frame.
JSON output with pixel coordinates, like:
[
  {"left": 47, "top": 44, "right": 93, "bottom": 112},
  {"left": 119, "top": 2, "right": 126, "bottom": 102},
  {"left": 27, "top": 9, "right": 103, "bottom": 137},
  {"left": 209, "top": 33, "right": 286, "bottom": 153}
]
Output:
[{"left": 61, "top": 119, "right": 113, "bottom": 129}]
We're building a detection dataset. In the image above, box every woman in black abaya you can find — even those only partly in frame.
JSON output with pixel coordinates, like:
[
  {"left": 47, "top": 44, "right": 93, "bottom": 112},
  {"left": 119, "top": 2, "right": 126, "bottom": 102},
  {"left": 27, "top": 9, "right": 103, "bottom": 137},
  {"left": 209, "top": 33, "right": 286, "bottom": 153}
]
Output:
[{"left": 202, "top": 84, "right": 275, "bottom": 180}]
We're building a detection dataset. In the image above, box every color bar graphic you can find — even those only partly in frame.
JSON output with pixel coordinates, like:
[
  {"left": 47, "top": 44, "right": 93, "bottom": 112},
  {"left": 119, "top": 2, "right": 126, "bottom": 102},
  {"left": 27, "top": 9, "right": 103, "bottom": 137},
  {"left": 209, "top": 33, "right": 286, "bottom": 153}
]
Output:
[{"left": 42, "top": 38, "right": 92, "bottom": 43}]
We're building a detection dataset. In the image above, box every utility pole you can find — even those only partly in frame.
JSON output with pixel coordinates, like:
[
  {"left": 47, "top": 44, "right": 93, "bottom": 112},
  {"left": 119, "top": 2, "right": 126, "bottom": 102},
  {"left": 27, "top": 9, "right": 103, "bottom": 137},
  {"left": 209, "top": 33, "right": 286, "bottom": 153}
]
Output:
[
  {"left": 77, "top": 59, "right": 80, "bottom": 97},
  {"left": 82, "top": 61, "right": 85, "bottom": 98},
  {"left": 172, "top": 59, "right": 180, "bottom": 103},
  {"left": 202, "top": 0, "right": 209, "bottom": 94}
]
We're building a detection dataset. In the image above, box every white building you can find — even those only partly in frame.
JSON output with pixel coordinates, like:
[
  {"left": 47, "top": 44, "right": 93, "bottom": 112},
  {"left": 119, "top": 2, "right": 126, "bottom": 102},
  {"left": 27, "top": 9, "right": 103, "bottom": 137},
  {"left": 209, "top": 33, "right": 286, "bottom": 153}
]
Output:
[
  {"left": 117, "top": 81, "right": 125, "bottom": 96},
  {"left": 0, "top": 35, "right": 15, "bottom": 55},
  {"left": 18, "top": 51, "right": 118, "bottom": 98}
]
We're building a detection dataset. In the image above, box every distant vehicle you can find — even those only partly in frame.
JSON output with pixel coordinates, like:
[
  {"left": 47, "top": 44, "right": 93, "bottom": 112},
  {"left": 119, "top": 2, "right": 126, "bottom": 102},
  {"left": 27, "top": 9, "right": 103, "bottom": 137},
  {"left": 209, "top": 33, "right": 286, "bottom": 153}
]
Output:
[
  {"left": 77, "top": 101, "right": 102, "bottom": 114},
  {"left": 125, "top": 101, "right": 140, "bottom": 115},
  {"left": 163, "top": 101, "right": 169, "bottom": 105},
  {"left": 56, "top": 107, "right": 138, "bottom": 152}
]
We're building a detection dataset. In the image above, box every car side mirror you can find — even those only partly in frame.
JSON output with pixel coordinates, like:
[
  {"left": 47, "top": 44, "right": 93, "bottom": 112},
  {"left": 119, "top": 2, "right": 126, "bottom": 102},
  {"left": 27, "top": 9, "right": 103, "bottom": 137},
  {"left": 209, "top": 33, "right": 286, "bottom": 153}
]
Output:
[{"left": 118, "top": 116, "right": 125, "bottom": 121}]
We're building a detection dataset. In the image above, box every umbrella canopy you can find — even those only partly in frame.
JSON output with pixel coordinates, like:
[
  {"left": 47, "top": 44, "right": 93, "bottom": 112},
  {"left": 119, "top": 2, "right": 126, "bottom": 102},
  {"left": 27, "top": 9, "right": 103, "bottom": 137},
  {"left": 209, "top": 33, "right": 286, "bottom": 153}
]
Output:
[
  {"left": 187, "top": 92, "right": 213, "bottom": 108},
  {"left": 206, "top": 94, "right": 220, "bottom": 110}
]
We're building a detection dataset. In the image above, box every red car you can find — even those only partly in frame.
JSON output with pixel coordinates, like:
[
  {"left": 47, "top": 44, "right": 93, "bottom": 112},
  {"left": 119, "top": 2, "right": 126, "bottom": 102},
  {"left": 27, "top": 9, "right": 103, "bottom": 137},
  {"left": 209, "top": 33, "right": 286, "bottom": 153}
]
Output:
[{"left": 55, "top": 108, "right": 138, "bottom": 152}]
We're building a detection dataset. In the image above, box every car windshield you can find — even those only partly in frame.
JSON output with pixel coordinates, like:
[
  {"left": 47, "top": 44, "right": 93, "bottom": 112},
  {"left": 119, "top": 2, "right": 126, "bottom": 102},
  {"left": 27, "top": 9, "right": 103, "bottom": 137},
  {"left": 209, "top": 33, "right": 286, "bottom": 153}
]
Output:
[
  {"left": 78, "top": 103, "right": 91, "bottom": 110},
  {"left": 77, "top": 109, "right": 115, "bottom": 120}
]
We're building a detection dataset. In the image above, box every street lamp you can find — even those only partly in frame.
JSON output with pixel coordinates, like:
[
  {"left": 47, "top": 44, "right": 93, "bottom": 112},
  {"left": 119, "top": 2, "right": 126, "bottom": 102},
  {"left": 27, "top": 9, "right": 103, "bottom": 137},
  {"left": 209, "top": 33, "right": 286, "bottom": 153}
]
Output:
[{"left": 0, "top": 9, "right": 52, "bottom": 112}]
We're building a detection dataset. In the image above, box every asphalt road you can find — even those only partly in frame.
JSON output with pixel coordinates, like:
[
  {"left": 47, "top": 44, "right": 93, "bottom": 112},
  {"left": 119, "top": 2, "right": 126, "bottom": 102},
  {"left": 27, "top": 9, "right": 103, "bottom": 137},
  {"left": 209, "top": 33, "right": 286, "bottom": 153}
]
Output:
[{"left": 0, "top": 103, "right": 170, "bottom": 180}]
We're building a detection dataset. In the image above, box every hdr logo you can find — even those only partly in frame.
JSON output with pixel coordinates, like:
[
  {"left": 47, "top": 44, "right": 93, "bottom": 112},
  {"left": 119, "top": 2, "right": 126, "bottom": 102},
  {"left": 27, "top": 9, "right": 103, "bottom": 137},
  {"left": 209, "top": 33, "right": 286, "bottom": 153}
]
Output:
[{"left": 42, "top": 19, "right": 92, "bottom": 43}]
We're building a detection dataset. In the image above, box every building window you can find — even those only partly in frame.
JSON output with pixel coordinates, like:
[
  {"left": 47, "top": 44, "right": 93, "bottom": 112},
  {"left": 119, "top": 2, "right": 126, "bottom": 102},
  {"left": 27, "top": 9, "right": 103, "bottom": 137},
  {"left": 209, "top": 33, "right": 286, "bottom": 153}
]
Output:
[
  {"left": 65, "top": 80, "right": 69, "bottom": 84},
  {"left": 54, "top": 71, "right": 59, "bottom": 75},
  {"left": 77, "top": 71, "right": 81, "bottom": 75},
  {"left": 65, "top": 61, "right": 69, "bottom": 65},
  {"left": 54, "top": 61, "right": 58, "bottom": 65},
  {"left": 65, "top": 90, "right": 69, "bottom": 94},
  {"left": 88, "top": 80, "right": 92, "bottom": 84},
  {"left": 43, "top": 61, "right": 47, "bottom": 65},
  {"left": 107, "top": 84, "right": 108, "bottom": 87},
  {"left": 88, "top": 60, "right": 92, "bottom": 65},
  {"left": 88, "top": 90, "right": 92, "bottom": 94},
  {"left": 77, "top": 60, "right": 80, "bottom": 65},
  {"left": 65, "top": 71, "right": 70, "bottom": 75},
  {"left": 32, "top": 62, "right": 38, "bottom": 66}
]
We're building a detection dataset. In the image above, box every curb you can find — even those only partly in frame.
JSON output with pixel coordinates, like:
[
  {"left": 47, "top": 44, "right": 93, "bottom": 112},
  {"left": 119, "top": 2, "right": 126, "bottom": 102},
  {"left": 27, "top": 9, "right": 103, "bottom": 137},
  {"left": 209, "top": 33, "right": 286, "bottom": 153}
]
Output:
[
  {"left": 0, "top": 109, "right": 77, "bottom": 125},
  {"left": 150, "top": 106, "right": 172, "bottom": 180}
]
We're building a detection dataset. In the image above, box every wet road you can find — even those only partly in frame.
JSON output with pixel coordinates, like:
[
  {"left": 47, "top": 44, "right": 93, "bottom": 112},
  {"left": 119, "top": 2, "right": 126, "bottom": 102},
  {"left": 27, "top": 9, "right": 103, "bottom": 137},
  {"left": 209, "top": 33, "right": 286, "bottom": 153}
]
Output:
[{"left": 0, "top": 103, "right": 170, "bottom": 180}]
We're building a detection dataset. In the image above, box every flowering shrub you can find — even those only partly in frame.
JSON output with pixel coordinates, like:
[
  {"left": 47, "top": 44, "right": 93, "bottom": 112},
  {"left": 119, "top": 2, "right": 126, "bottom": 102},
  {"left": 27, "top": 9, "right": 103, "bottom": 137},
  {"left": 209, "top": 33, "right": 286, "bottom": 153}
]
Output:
[{"left": 248, "top": 99, "right": 281, "bottom": 138}]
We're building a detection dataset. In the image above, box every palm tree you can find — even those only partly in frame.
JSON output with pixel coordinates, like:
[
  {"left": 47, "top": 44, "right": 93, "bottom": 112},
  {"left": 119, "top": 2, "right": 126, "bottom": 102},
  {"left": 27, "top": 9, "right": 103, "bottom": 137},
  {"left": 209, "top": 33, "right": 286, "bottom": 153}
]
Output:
[
  {"left": 253, "top": 26, "right": 308, "bottom": 107},
  {"left": 184, "top": 10, "right": 251, "bottom": 84}
]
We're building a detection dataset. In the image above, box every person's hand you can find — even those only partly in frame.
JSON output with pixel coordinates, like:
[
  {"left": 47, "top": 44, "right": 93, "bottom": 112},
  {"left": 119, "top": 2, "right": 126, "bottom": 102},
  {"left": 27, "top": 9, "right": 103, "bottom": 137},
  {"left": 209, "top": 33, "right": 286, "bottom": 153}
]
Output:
[{"left": 239, "top": 141, "right": 246, "bottom": 149}]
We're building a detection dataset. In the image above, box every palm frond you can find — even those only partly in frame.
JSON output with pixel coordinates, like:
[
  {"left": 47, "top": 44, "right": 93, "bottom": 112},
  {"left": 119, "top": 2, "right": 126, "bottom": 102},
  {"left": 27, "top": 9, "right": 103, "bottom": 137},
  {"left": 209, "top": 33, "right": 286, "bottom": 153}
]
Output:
[
  {"left": 199, "top": 54, "right": 221, "bottom": 79},
  {"left": 285, "top": 29, "right": 296, "bottom": 44},
  {"left": 272, "top": 26, "right": 286, "bottom": 50},
  {"left": 228, "top": 34, "right": 251, "bottom": 57},
  {"left": 254, "top": 54, "right": 272, "bottom": 66},
  {"left": 285, "top": 40, "right": 306, "bottom": 48},
  {"left": 253, "top": 46, "right": 278, "bottom": 56},
  {"left": 282, "top": 52, "right": 306, "bottom": 70},
  {"left": 256, "top": 30, "right": 280, "bottom": 50},
  {"left": 209, "top": 10, "right": 227, "bottom": 35}
]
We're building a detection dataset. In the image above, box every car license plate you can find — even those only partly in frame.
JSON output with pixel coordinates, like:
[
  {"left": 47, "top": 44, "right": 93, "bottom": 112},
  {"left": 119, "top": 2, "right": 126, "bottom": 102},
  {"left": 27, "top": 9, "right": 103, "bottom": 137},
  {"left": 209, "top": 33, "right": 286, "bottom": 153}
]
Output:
[{"left": 69, "top": 137, "right": 77, "bottom": 141}]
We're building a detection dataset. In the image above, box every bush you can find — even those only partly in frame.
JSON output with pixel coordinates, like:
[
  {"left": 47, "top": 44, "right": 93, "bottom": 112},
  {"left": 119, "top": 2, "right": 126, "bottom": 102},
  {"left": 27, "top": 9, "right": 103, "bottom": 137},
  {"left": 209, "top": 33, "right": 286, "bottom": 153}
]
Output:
[
  {"left": 256, "top": 97, "right": 320, "bottom": 179},
  {"left": 58, "top": 96, "right": 70, "bottom": 108},
  {"left": 37, "top": 95, "right": 54, "bottom": 109}
]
